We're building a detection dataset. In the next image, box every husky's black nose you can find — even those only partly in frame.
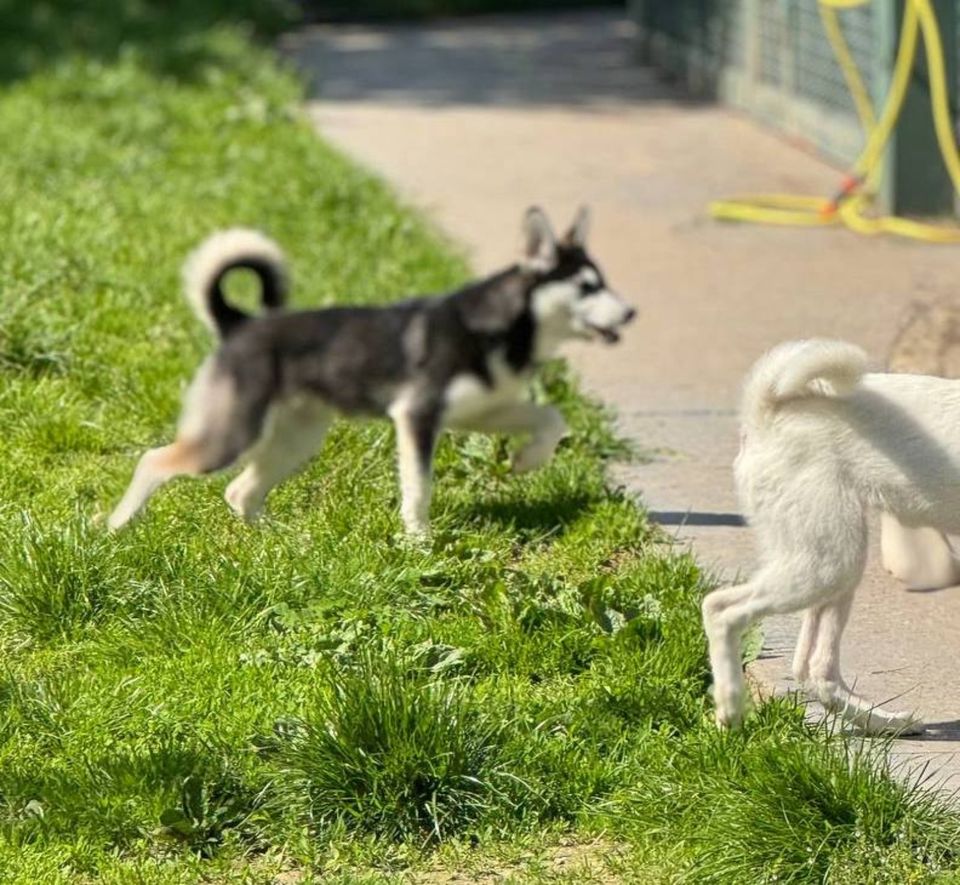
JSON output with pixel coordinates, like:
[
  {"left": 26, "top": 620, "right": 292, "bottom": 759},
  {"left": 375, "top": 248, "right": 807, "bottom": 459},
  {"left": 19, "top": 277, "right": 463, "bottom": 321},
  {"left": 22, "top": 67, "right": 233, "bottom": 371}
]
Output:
[{"left": 624, "top": 307, "right": 637, "bottom": 323}]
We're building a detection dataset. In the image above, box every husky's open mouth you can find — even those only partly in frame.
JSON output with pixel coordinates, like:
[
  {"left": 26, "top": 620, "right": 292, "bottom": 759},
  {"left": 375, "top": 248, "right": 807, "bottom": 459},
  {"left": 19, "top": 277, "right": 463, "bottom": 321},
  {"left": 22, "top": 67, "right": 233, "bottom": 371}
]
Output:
[{"left": 587, "top": 324, "right": 621, "bottom": 344}]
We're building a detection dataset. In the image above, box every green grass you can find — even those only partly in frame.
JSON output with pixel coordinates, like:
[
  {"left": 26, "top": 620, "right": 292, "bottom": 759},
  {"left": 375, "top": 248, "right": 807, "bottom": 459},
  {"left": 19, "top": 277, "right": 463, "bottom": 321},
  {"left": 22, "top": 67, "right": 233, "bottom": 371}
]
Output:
[{"left": 0, "top": 2, "right": 959, "bottom": 883}]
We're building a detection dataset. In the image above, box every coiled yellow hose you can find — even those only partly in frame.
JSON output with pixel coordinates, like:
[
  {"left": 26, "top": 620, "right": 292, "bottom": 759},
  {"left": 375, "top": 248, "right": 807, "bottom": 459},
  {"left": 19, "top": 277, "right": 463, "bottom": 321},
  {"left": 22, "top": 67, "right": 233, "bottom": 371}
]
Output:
[{"left": 709, "top": 0, "right": 960, "bottom": 242}]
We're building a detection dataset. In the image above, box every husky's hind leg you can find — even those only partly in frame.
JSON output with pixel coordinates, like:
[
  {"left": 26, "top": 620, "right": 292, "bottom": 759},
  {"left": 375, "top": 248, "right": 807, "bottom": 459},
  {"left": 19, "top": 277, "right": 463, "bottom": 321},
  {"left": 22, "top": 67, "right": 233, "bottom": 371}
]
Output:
[
  {"left": 108, "top": 359, "right": 265, "bottom": 530},
  {"left": 225, "top": 397, "right": 333, "bottom": 521}
]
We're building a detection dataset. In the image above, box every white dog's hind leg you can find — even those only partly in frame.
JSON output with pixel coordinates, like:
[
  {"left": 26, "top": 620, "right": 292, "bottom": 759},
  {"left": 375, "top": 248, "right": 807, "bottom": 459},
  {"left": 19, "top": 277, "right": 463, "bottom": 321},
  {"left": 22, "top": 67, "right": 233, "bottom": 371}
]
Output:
[
  {"left": 225, "top": 399, "right": 332, "bottom": 522},
  {"left": 702, "top": 582, "right": 756, "bottom": 729},
  {"left": 702, "top": 565, "right": 809, "bottom": 729},
  {"left": 703, "top": 519, "right": 866, "bottom": 730},
  {"left": 792, "top": 605, "right": 824, "bottom": 686},
  {"left": 806, "top": 590, "right": 922, "bottom": 734},
  {"left": 880, "top": 512, "right": 960, "bottom": 590}
]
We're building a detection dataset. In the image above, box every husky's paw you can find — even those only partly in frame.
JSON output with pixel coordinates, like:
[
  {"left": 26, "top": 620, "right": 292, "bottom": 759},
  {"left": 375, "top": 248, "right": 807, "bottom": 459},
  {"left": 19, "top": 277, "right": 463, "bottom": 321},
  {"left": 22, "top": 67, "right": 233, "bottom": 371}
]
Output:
[
  {"left": 397, "top": 524, "right": 432, "bottom": 551},
  {"left": 105, "top": 507, "right": 133, "bottom": 533},
  {"left": 511, "top": 444, "right": 554, "bottom": 474},
  {"left": 224, "top": 477, "right": 263, "bottom": 523}
]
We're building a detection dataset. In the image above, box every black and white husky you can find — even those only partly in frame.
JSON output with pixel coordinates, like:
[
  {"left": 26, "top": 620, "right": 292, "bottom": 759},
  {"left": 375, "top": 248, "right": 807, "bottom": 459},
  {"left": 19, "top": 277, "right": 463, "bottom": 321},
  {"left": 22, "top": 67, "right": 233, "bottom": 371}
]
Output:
[{"left": 108, "top": 206, "right": 635, "bottom": 535}]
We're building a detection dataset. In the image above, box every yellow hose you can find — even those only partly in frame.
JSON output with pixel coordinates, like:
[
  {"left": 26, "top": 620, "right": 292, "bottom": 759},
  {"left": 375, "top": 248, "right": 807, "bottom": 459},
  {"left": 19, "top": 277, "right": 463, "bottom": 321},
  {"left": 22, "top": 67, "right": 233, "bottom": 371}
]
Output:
[
  {"left": 818, "top": 1, "right": 875, "bottom": 133},
  {"left": 709, "top": 0, "right": 960, "bottom": 243}
]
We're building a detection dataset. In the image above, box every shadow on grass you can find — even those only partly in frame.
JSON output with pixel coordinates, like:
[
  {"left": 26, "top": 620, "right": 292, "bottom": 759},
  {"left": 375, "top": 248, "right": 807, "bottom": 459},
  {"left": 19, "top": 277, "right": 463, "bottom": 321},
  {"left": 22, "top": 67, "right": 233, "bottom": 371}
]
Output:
[
  {"left": 0, "top": 0, "right": 296, "bottom": 84},
  {"left": 459, "top": 489, "right": 594, "bottom": 537}
]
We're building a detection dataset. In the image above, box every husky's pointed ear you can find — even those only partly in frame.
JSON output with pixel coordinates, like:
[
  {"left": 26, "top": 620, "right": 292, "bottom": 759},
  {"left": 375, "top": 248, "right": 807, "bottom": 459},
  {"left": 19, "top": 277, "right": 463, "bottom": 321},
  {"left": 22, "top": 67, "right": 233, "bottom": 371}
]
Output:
[
  {"left": 563, "top": 205, "right": 590, "bottom": 248},
  {"left": 522, "top": 206, "right": 557, "bottom": 271}
]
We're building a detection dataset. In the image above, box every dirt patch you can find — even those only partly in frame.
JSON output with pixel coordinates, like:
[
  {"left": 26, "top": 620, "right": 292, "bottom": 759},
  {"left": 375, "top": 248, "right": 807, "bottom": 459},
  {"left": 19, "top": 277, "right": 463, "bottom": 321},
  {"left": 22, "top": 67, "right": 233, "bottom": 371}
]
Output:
[{"left": 413, "top": 837, "right": 627, "bottom": 883}]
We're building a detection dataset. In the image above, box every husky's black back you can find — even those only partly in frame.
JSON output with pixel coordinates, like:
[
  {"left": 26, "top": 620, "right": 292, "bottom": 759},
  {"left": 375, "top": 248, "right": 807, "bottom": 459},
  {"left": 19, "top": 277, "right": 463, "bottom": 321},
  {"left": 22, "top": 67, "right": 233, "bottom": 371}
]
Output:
[{"left": 212, "top": 254, "right": 591, "bottom": 416}]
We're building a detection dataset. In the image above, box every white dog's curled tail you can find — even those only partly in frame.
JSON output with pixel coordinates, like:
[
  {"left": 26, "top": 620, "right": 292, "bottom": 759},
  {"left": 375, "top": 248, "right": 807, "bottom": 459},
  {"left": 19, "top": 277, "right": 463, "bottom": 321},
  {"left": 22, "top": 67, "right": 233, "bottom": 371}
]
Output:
[
  {"left": 182, "top": 228, "right": 289, "bottom": 338},
  {"left": 742, "top": 339, "right": 868, "bottom": 430}
]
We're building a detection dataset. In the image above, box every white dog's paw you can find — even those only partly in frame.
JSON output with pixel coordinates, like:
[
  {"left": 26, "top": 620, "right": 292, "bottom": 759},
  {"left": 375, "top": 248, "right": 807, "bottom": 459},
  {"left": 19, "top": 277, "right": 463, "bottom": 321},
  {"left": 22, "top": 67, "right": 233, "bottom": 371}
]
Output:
[
  {"left": 847, "top": 706, "right": 924, "bottom": 736},
  {"left": 714, "top": 706, "right": 745, "bottom": 731},
  {"left": 816, "top": 680, "right": 924, "bottom": 735},
  {"left": 715, "top": 710, "right": 743, "bottom": 730},
  {"left": 712, "top": 687, "right": 746, "bottom": 730}
]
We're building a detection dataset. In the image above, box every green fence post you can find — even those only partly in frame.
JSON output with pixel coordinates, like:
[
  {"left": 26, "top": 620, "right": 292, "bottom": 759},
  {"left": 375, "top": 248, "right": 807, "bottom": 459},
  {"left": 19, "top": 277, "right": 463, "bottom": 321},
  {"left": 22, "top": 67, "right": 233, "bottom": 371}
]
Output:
[
  {"left": 878, "top": 0, "right": 957, "bottom": 215},
  {"left": 628, "top": 0, "right": 648, "bottom": 62}
]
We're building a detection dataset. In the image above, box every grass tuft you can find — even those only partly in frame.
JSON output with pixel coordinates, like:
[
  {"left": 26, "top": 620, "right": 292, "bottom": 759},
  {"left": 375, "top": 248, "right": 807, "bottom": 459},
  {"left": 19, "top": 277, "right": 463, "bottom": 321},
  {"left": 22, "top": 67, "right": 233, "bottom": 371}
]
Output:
[
  {"left": 279, "top": 649, "right": 516, "bottom": 843},
  {"left": 604, "top": 705, "right": 960, "bottom": 883},
  {"left": 0, "top": 514, "right": 130, "bottom": 642}
]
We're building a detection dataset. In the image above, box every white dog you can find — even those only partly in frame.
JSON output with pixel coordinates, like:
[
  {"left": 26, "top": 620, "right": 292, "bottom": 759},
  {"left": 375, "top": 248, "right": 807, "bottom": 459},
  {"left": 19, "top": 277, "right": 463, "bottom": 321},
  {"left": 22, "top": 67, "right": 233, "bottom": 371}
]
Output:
[{"left": 702, "top": 338, "right": 960, "bottom": 733}]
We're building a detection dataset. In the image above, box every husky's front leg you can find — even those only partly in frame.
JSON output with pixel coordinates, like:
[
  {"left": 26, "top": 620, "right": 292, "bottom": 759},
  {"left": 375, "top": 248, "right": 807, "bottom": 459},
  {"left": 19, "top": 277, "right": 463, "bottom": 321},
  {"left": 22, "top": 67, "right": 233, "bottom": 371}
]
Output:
[
  {"left": 447, "top": 402, "right": 567, "bottom": 472},
  {"left": 511, "top": 404, "right": 568, "bottom": 473},
  {"left": 389, "top": 401, "right": 439, "bottom": 536}
]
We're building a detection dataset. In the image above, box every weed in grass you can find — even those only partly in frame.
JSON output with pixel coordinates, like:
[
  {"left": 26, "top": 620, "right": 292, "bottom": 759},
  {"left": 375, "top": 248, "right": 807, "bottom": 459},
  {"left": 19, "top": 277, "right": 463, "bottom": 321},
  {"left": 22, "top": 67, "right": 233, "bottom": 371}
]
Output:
[{"left": 158, "top": 768, "right": 268, "bottom": 857}]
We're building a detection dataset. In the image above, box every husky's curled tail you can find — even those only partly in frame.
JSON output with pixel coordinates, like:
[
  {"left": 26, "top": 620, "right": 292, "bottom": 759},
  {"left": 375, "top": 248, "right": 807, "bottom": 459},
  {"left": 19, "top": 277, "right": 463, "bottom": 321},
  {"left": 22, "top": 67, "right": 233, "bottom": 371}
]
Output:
[{"left": 182, "top": 229, "right": 289, "bottom": 338}]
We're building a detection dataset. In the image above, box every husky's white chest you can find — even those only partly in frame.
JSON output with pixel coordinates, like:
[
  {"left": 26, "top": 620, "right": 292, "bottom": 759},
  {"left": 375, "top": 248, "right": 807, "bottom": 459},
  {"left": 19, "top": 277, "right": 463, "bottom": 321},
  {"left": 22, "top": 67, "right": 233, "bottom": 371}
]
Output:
[{"left": 442, "top": 354, "right": 530, "bottom": 425}]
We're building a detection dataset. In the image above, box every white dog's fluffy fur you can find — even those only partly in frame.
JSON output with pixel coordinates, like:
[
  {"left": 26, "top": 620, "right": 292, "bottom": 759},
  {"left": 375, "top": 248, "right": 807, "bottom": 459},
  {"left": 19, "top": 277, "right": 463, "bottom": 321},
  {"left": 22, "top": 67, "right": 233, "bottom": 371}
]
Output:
[{"left": 702, "top": 338, "right": 960, "bottom": 733}]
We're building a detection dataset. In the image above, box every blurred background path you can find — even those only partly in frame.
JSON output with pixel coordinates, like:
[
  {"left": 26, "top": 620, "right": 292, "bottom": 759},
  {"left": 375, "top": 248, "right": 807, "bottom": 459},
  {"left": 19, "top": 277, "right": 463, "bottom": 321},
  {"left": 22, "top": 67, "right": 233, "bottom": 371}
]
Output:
[{"left": 283, "top": 8, "right": 960, "bottom": 790}]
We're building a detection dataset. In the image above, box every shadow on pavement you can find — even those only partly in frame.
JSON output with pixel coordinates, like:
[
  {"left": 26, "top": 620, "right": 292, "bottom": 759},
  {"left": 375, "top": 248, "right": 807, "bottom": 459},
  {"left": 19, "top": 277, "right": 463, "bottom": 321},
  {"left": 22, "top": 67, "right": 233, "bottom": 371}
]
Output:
[
  {"left": 650, "top": 510, "right": 747, "bottom": 527},
  {"left": 910, "top": 719, "right": 960, "bottom": 742},
  {"left": 281, "top": 10, "right": 702, "bottom": 107}
]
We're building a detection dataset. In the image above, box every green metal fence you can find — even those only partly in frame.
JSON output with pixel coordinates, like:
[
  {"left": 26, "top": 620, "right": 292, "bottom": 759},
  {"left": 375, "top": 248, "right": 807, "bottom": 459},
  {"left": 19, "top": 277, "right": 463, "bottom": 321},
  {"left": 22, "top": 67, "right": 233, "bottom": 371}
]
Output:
[{"left": 630, "top": 0, "right": 958, "bottom": 212}]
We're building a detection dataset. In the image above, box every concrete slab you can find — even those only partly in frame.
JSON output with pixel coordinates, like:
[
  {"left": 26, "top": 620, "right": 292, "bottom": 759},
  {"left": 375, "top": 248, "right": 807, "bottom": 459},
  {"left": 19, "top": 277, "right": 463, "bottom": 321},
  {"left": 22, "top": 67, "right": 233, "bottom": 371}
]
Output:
[{"left": 282, "top": 9, "right": 960, "bottom": 792}]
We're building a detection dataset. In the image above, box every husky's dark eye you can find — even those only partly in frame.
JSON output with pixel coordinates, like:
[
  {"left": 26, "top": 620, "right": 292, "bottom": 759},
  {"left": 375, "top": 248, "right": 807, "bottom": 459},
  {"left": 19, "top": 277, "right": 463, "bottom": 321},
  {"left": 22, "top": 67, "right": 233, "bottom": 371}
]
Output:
[{"left": 578, "top": 280, "right": 602, "bottom": 298}]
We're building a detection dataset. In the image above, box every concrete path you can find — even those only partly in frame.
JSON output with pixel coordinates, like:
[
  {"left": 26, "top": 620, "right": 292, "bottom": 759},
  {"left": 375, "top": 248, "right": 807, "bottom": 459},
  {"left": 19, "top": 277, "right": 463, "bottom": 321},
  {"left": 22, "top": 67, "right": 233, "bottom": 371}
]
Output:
[{"left": 282, "top": 10, "right": 960, "bottom": 790}]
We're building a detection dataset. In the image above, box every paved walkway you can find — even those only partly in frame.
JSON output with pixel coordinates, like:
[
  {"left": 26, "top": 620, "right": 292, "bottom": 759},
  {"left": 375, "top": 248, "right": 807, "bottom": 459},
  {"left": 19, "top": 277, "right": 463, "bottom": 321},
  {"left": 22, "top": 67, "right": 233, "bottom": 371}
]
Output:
[{"left": 282, "top": 10, "right": 960, "bottom": 790}]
